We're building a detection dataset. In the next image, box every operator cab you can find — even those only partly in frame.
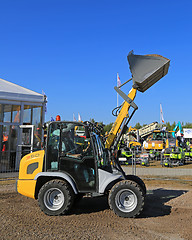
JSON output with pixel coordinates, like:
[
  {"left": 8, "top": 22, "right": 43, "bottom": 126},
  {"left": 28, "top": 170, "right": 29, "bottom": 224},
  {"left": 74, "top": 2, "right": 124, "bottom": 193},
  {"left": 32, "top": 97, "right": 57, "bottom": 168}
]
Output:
[{"left": 45, "top": 121, "right": 111, "bottom": 192}]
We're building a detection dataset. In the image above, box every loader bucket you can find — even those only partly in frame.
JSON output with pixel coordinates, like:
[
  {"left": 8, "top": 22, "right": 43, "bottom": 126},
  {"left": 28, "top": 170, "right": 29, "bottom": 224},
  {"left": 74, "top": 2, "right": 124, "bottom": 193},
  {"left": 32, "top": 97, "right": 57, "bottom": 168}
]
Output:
[{"left": 127, "top": 51, "right": 170, "bottom": 92}]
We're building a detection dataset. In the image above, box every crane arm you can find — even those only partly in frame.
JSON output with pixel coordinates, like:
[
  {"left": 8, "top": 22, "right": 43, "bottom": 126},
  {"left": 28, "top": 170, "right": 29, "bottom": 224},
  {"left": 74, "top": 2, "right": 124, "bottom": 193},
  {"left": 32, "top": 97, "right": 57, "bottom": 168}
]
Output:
[{"left": 172, "top": 121, "right": 183, "bottom": 138}]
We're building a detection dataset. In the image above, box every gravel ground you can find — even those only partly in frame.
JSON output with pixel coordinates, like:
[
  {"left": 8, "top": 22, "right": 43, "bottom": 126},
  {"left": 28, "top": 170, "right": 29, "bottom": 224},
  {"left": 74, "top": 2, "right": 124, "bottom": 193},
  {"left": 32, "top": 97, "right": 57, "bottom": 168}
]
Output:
[{"left": 1, "top": 180, "right": 192, "bottom": 240}]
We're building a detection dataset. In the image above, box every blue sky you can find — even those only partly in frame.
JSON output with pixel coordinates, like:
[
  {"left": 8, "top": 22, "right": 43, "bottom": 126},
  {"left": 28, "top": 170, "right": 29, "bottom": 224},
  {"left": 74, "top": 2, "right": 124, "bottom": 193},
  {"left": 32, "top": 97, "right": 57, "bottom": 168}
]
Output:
[{"left": 0, "top": 0, "right": 192, "bottom": 126}]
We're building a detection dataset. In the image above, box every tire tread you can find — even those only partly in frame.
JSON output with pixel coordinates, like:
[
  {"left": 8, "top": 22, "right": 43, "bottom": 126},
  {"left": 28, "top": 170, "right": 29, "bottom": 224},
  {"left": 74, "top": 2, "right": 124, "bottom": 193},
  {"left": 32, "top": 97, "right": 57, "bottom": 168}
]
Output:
[
  {"left": 108, "top": 180, "right": 144, "bottom": 218},
  {"left": 38, "top": 179, "right": 74, "bottom": 216}
]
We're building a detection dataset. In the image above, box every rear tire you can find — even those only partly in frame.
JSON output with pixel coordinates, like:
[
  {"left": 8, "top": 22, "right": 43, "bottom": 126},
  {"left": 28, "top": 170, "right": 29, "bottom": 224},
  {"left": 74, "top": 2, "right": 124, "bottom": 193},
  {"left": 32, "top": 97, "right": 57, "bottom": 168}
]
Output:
[
  {"left": 38, "top": 179, "right": 74, "bottom": 216},
  {"left": 108, "top": 180, "right": 144, "bottom": 218}
]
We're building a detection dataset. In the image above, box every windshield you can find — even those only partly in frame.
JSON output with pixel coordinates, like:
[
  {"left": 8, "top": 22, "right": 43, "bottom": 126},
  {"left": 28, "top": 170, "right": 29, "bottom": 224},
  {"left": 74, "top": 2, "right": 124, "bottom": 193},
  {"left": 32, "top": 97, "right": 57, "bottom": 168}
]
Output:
[
  {"left": 152, "top": 131, "right": 166, "bottom": 140},
  {"left": 91, "top": 133, "right": 110, "bottom": 167},
  {"left": 46, "top": 122, "right": 94, "bottom": 170}
]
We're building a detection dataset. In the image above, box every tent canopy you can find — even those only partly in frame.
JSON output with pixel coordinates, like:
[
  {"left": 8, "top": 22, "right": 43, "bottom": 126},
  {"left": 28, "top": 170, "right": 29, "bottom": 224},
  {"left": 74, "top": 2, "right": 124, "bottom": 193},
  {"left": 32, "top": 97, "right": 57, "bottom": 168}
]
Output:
[
  {"left": 177, "top": 129, "right": 192, "bottom": 138},
  {"left": 0, "top": 78, "right": 45, "bottom": 103}
]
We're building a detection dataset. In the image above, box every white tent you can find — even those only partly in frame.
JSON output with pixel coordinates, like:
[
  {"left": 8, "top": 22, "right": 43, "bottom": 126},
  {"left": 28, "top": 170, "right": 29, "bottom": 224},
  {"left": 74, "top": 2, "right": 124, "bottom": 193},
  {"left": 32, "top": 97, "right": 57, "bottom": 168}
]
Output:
[
  {"left": 0, "top": 78, "right": 47, "bottom": 173},
  {"left": 0, "top": 78, "right": 44, "bottom": 103},
  {"left": 176, "top": 129, "right": 192, "bottom": 139},
  {"left": 183, "top": 129, "right": 192, "bottom": 139}
]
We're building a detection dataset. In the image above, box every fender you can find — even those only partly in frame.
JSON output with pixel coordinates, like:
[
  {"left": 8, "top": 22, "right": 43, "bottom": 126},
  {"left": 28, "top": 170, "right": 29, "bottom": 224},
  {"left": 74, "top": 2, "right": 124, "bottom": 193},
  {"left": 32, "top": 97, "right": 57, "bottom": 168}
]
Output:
[
  {"left": 98, "top": 169, "right": 122, "bottom": 194},
  {"left": 35, "top": 172, "right": 78, "bottom": 194}
]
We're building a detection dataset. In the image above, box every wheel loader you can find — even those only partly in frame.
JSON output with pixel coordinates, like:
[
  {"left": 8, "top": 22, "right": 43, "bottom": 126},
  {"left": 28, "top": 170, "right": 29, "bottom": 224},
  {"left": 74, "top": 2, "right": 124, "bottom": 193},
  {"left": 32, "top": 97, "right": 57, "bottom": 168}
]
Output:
[{"left": 16, "top": 51, "right": 170, "bottom": 218}]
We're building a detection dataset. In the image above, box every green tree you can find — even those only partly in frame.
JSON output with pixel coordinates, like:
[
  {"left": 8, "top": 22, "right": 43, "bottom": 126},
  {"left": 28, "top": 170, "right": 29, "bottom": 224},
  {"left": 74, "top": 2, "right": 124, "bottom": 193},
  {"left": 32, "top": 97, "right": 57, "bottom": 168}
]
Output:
[
  {"left": 134, "top": 122, "right": 142, "bottom": 129},
  {"left": 170, "top": 121, "right": 176, "bottom": 131},
  {"left": 165, "top": 122, "right": 172, "bottom": 131},
  {"left": 104, "top": 122, "right": 113, "bottom": 133},
  {"left": 183, "top": 122, "right": 192, "bottom": 128},
  {"left": 89, "top": 118, "right": 95, "bottom": 123}
]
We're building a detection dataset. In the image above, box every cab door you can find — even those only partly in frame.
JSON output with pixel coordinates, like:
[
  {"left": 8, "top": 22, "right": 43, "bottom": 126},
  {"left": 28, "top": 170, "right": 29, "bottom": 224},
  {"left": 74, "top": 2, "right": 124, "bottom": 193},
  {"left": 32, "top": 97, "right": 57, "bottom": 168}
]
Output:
[
  {"left": 18, "top": 125, "right": 34, "bottom": 159},
  {"left": 46, "top": 122, "right": 97, "bottom": 192}
]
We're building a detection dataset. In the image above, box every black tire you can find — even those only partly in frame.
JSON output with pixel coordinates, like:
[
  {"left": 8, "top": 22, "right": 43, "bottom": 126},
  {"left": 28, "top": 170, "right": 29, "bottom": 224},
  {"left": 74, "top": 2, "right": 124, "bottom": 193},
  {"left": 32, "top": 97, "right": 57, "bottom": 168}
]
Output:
[
  {"left": 38, "top": 179, "right": 75, "bottom": 216},
  {"left": 108, "top": 180, "right": 144, "bottom": 218},
  {"left": 126, "top": 175, "right": 147, "bottom": 196}
]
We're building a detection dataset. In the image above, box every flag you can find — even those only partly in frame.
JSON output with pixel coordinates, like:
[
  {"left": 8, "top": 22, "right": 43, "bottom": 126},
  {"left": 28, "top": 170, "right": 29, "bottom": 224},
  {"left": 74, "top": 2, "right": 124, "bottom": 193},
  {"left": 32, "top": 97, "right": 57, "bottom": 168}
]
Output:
[
  {"left": 73, "top": 113, "right": 77, "bottom": 121},
  {"left": 42, "top": 90, "right": 47, "bottom": 113},
  {"left": 117, "top": 73, "right": 121, "bottom": 88},
  {"left": 78, "top": 113, "right": 82, "bottom": 122},
  {"left": 160, "top": 104, "right": 164, "bottom": 123}
]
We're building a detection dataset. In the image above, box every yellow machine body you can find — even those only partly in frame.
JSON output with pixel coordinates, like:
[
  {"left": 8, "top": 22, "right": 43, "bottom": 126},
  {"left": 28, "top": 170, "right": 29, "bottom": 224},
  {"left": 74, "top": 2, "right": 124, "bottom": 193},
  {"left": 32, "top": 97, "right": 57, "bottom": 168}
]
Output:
[
  {"left": 126, "top": 126, "right": 141, "bottom": 148},
  {"left": 129, "top": 141, "right": 141, "bottom": 148},
  {"left": 143, "top": 130, "right": 178, "bottom": 151},
  {"left": 143, "top": 130, "right": 165, "bottom": 151},
  {"left": 165, "top": 137, "right": 178, "bottom": 149},
  {"left": 17, "top": 150, "right": 45, "bottom": 199},
  {"left": 144, "top": 140, "right": 164, "bottom": 150}
]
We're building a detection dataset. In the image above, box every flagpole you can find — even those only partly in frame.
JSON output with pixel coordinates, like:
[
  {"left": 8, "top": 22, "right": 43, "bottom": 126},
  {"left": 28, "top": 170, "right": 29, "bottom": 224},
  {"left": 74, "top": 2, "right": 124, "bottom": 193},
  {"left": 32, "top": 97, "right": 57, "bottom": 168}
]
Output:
[
  {"left": 160, "top": 103, "right": 165, "bottom": 128},
  {"left": 117, "top": 73, "right": 118, "bottom": 107},
  {"left": 117, "top": 72, "right": 121, "bottom": 107},
  {"left": 160, "top": 104, "right": 161, "bottom": 128},
  {"left": 117, "top": 91, "right": 118, "bottom": 107}
]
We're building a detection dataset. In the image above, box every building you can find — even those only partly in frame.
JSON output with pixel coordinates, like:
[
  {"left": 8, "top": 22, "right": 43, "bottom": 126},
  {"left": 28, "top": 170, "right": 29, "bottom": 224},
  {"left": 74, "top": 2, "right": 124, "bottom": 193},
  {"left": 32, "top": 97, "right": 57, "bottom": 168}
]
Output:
[{"left": 0, "top": 78, "right": 47, "bottom": 172}]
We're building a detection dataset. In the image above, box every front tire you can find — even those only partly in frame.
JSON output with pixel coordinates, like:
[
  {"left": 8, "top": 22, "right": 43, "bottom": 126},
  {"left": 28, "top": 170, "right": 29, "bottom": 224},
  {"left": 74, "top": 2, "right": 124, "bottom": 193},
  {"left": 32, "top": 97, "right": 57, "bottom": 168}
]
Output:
[
  {"left": 38, "top": 179, "right": 75, "bottom": 216},
  {"left": 108, "top": 180, "right": 144, "bottom": 218},
  {"left": 126, "top": 175, "right": 146, "bottom": 196}
]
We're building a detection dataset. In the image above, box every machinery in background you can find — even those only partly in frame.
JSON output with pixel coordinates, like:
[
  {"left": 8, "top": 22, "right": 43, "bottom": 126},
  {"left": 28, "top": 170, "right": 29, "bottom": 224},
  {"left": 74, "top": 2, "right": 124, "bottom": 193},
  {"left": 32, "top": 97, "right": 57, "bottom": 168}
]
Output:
[
  {"left": 138, "top": 122, "right": 159, "bottom": 140},
  {"left": 162, "top": 122, "right": 187, "bottom": 167},
  {"left": 172, "top": 121, "right": 183, "bottom": 138},
  {"left": 143, "top": 129, "right": 165, "bottom": 152},
  {"left": 118, "top": 123, "right": 158, "bottom": 166},
  {"left": 120, "top": 121, "right": 188, "bottom": 168},
  {"left": 143, "top": 129, "right": 177, "bottom": 162},
  {"left": 126, "top": 126, "right": 141, "bottom": 149}
]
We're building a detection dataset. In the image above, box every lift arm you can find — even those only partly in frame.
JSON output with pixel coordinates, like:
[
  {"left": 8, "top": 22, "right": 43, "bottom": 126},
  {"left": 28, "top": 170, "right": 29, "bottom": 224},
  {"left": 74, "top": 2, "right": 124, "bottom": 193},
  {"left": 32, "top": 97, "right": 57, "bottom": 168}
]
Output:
[
  {"left": 104, "top": 50, "right": 170, "bottom": 151},
  {"left": 105, "top": 87, "right": 137, "bottom": 149}
]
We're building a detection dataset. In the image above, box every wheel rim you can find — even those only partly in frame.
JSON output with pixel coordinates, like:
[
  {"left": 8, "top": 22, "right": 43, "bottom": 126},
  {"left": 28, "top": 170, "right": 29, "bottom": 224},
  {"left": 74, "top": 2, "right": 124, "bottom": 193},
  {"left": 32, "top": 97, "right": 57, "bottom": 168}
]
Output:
[
  {"left": 115, "top": 189, "right": 137, "bottom": 213},
  {"left": 44, "top": 188, "right": 64, "bottom": 211}
]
